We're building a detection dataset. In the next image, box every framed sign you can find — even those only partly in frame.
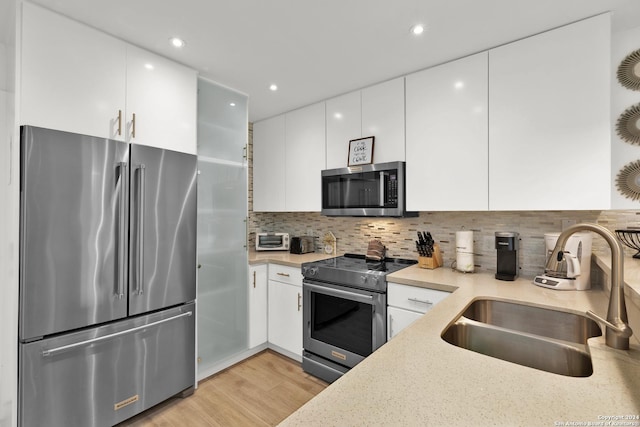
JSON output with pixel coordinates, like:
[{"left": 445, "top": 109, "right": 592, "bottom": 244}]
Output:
[{"left": 348, "top": 136, "right": 374, "bottom": 166}]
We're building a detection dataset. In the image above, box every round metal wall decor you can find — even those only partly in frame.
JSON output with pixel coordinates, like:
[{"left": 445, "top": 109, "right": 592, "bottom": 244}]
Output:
[
  {"left": 617, "top": 49, "right": 640, "bottom": 91},
  {"left": 616, "top": 160, "right": 640, "bottom": 201},
  {"left": 616, "top": 103, "right": 640, "bottom": 145}
]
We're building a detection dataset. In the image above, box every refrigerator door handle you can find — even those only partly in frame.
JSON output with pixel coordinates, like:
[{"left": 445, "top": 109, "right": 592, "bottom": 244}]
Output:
[
  {"left": 136, "top": 164, "right": 146, "bottom": 295},
  {"left": 41, "top": 311, "right": 193, "bottom": 357},
  {"left": 117, "top": 161, "right": 128, "bottom": 299}
]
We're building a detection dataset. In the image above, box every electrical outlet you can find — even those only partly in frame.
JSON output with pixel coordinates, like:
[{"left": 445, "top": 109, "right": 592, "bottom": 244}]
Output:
[{"left": 561, "top": 219, "right": 576, "bottom": 231}]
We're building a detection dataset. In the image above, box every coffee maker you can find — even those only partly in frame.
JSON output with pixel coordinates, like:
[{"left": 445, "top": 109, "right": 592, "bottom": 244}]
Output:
[
  {"left": 495, "top": 232, "right": 519, "bottom": 281},
  {"left": 533, "top": 232, "right": 592, "bottom": 290}
]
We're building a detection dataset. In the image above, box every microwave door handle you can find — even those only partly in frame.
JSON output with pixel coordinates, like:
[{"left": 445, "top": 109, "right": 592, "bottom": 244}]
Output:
[{"left": 379, "top": 171, "right": 384, "bottom": 207}]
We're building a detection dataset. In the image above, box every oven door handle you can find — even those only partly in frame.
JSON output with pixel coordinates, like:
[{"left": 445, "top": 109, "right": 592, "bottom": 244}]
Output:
[{"left": 304, "top": 282, "right": 374, "bottom": 303}]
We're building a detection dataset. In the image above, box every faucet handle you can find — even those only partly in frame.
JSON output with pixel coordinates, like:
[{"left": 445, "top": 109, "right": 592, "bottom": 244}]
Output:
[{"left": 586, "top": 310, "right": 633, "bottom": 338}]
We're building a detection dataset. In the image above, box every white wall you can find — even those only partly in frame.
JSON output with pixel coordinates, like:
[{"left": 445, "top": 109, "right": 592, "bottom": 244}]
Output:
[{"left": 0, "top": 0, "right": 18, "bottom": 426}]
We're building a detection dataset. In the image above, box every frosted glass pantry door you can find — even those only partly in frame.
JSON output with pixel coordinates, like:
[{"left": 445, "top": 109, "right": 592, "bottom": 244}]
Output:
[{"left": 196, "top": 79, "right": 249, "bottom": 378}]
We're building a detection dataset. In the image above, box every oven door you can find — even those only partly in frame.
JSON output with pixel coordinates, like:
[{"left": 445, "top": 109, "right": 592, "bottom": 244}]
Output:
[{"left": 303, "top": 280, "right": 386, "bottom": 369}]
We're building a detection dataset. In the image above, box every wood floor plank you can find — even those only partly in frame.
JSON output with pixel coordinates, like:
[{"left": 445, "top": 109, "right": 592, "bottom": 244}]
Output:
[{"left": 118, "top": 350, "right": 328, "bottom": 427}]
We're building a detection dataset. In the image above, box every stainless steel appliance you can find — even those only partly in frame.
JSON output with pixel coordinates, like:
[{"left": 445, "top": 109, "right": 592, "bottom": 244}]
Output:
[
  {"left": 19, "top": 126, "right": 197, "bottom": 427},
  {"left": 301, "top": 254, "right": 416, "bottom": 383},
  {"left": 321, "top": 161, "right": 417, "bottom": 217},
  {"left": 255, "top": 232, "right": 290, "bottom": 251},
  {"left": 290, "top": 236, "right": 315, "bottom": 254}
]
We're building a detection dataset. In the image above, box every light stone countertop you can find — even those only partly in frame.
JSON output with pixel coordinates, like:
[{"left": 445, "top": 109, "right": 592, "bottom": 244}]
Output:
[
  {"left": 248, "top": 250, "right": 336, "bottom": 267},
  {"left": 280, "top": 257, "right": 640, "bottom": 427}
]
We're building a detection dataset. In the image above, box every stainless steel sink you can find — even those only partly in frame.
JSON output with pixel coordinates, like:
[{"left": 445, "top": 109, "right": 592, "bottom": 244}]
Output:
[{"left": 442, "top": 298, "right": 602, "bottom": 377}]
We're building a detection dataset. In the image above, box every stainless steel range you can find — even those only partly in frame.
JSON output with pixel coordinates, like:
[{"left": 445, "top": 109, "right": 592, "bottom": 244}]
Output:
[{"left": 301, "top": 254, "right": 417, "bottom": 383}]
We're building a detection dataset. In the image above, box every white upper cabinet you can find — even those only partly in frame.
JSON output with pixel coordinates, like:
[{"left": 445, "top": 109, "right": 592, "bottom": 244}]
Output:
[
  {"left": 362, "top": 78, "right": 405, "bottom": 163},
  {"left": 488, "top": 14, "right": 611, "bottom": 210},
  {"left": 285, "top": 102, "right": 326, "bottom": 211},
  {"left": 326, "top": 78, "right": 405, "bottom": 169},
  {"left": 326, "top": 91, "right": 361, "bottom": 169},
  {"left": 20, "top": 3, "right": 197, "bottom": 154},
  {"left": 253, "top": 103, "right": 325, "bottom": 212},
  {"left": 253, "top": 115, "right": 286, "bottom": 212},
  {"left": 406, "top": 52, "right": 489, "bottom": 211},
  {"left": 21, "top": 2, "right": 126, "bottom": 140},
  {"left": 125, "top": 46, "right": 197, "bottom": 153}
]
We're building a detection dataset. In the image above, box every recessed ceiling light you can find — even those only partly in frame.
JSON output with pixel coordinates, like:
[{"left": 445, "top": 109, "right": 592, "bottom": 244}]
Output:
[
  {"left": 144, "top": 63, "right": 154, "bottom": 70},
  {"left": 454, "top": 81, "right": 465, "bottom": 90},
  {"left": 269, "top": 84, "right": 278, "bottom": 91},
  {"left": 334, "top": 112, "right": 343, "bottom": 120},
  {"left": 169, "top": 37, "right": 185, "bottom": 48},
  {"left": 411, "top": 24, "right": 425, "bottom": 36},
  {"left": 229, "top": 102, "right": 236, "bottom": 107}
]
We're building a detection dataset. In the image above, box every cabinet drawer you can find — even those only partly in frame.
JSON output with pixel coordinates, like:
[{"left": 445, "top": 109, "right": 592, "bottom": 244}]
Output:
[
  {"left": 387, "top": 282, "right": 450, "bottom": 314},
  {"left": 268, "top": 264, "right": 302, "bottom": 286}
]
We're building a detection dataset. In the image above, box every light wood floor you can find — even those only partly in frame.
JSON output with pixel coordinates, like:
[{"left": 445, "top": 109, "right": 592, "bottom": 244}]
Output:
[{"left": 119, "top": 350, "right": 328, "bottom": 426}]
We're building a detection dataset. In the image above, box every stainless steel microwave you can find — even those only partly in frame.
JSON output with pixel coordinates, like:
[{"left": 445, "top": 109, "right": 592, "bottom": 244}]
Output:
[{"left": 321, "top": 161, "right": 417, "bottom": 217}]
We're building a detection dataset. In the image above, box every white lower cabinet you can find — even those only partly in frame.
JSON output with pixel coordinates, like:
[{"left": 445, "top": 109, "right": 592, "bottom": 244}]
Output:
[
  {"left": 267, "top": 264, "right": 303, "bottom": 358},
  {"left": 387, "top": 282, "right": 451, "bottom": 340},
  {"left": 387, "top": 306, "right": 423, "bottom": 340},
  {"left": 248, "top": 264, "right": 268, "bottom": 349}
]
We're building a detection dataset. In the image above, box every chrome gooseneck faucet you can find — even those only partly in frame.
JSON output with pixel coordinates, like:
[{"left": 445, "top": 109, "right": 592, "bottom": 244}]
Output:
[{"left": 545, "top": 223, "right": 633, "bottom": 350}]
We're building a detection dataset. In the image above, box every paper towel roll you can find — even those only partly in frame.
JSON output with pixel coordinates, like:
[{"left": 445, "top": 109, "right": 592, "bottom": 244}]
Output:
[
  {"left": 456, "top": 231, "right": 474, "bottom": 272},
  {"left": 456, "top": 252, "right": 475, "bottom": 273},
  {"left": 455, "top": 231, "right": 474, "bottom": 253}
]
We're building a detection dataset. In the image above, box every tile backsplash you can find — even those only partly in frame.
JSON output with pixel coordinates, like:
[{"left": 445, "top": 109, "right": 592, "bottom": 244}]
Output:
[{"left": 247, "top": 124, "right": 640, "bottom": 279}]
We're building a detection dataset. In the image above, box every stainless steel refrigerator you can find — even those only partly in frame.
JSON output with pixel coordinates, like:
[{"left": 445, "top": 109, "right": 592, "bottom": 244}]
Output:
[{"left": 18, "top": 126, "right": 197, "bottom": 427}]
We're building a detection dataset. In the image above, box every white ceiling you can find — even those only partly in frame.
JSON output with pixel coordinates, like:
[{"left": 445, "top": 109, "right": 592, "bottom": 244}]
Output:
[{"left": 28, "top": 0, "right": 640, "bottom": 122}]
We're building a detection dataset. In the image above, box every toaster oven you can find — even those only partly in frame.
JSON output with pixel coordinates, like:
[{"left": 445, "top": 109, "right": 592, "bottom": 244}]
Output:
[{"left": 255, "top": 232, "right": 289, "bottom": 251}]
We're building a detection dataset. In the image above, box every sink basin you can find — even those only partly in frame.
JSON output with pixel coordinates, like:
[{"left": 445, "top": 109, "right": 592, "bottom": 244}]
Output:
[{"left": 442, "top": 298, "right": 602, "bottom": 377}]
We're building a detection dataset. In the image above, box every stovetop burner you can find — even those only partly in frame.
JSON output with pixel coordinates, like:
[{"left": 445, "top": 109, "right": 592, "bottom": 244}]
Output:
[{"left": 302, "top": 253, "right": 417, "bottom": 292}]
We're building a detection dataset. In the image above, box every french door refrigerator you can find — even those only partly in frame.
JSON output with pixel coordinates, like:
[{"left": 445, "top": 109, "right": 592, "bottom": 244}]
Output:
[{"left": 18, "top": 126, "right": 197, "bottom": 427}]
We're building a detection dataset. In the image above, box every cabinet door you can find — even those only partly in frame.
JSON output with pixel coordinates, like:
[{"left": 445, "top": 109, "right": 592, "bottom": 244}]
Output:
[
  {"left": 387, "top": 306, "right": 422, "bottom": 340},
  {"left": 326, "top": 91, "right": 361, "bottom": 169},
  {"left": 285, "top": 102, "right": 326, "bottom": 211},
  {"left": 406, "top": 53, "right": 489, "bottom": 211},
  {"left": 489, "top": 14, "right": 610, "bottom": 210},
  {"left": 249, "top": 265, "right": 268, "bottom": 348},
  {"left": 267, "top": 280, "right": 302, "bottom": 357},
  {"left": 21, "top": 2, "right": 126, "bottom": 140},
  {"left": 361, "top": 78, "right": 405, "bottom": 163},
  {"left": 125, "top": 45, "right": 197, "bottom": 154},
  {"left": 252, "top": 115, "right": 286, "bottom": 211}
]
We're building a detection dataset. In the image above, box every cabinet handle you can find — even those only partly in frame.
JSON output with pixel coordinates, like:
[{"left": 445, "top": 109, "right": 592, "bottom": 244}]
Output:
[
  {"left": 117, "top": 109, "right": 122, "bottom": 136},
  {"left": 408, "top": 297, "right": 433, "bottom": 305},
  {"left": 389, "top": 314, "right": 394, "bottom": 338},
  {"left": 253, "top": 271, "right": 256, "bottom": 288},
  {"left": 132, "top": 113, "right": 136, "bottom": 138},
  {"left": 297, "top": 293, "right": 301, "bottom": 312},
  {"left": 277, "top": 272, "right": 290, "bottom": 277}
]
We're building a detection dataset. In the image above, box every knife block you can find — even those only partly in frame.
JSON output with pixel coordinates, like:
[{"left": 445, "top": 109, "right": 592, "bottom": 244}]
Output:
[{"left": 418, "top": 244, "right": 442, "bottom": 269}]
